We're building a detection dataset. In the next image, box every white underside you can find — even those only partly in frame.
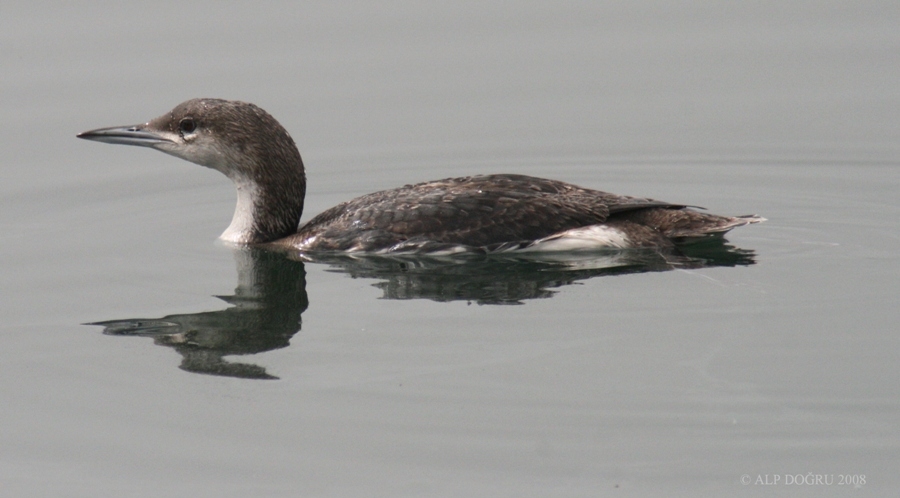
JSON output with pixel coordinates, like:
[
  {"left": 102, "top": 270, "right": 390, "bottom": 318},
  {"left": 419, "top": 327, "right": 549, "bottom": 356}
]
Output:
[
  {"left": 292, "top": 224, "right": 632, "bottom": 255},
  {"left": 505, "top": 224, "right": 632, "bottom": 253},
  {"left": 397, "top": 224, "right": 631, "bottom": 255}
]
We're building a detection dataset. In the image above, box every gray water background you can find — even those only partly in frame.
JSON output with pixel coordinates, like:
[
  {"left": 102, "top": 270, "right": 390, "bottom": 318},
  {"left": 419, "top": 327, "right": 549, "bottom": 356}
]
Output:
[{"left": 2, "top": 2, "right": 899, "bottom": 496}]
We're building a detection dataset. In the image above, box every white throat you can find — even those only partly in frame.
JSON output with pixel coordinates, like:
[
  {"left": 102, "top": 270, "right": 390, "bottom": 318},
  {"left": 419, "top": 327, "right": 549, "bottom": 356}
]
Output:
[{"left": 219, "top": 179, "right": 259, "bottom": 244}]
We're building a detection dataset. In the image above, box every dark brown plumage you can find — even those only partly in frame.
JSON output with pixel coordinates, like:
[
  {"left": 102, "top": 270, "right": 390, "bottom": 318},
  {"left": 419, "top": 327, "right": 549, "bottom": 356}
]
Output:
[{"left": 285, "top": 174, "right": 684, "bottom": 252}]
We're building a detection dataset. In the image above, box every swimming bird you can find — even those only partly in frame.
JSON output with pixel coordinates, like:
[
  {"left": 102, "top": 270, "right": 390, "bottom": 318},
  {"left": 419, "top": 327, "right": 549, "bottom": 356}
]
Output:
[{"left": 77, "top": 98, "right": 763, "bottom": 254}]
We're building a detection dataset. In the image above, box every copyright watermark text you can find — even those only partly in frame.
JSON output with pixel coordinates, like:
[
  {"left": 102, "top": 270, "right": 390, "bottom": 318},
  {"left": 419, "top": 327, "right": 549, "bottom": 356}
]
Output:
[{"left": 740, "top": 474, "right": 865, "bottom": 487}]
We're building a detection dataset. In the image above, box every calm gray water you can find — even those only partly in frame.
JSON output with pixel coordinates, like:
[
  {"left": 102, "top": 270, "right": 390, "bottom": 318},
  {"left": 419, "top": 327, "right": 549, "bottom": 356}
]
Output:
[{"left": 2, "top": 2, "right": 899, "bottom": 496}]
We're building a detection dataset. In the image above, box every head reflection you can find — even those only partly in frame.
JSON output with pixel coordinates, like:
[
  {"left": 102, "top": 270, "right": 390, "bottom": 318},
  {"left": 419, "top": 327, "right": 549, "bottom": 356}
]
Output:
[{"left": 90, "top": 248, "right": 308, "bottom": 380}]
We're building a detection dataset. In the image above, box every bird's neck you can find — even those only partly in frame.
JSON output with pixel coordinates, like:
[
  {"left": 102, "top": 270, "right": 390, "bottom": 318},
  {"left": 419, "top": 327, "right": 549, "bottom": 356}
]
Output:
[{"left": 219, "top": 164, "right": 306, "bottom": 245}]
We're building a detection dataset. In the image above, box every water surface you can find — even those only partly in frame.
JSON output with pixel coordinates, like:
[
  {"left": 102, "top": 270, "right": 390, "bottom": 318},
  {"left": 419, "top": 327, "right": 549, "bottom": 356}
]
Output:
[{"left": 2, "top": 2, "right": 898, "bottom": 496}]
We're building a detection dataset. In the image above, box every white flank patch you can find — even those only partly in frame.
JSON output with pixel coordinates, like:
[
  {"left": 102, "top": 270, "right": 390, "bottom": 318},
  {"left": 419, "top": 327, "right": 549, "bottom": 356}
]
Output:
[
  {"left": 401, "top": 246, "right": 471, "bottom": 256},
  {"left": 514, "top": 225, "right": 631, "bottom": 253}
]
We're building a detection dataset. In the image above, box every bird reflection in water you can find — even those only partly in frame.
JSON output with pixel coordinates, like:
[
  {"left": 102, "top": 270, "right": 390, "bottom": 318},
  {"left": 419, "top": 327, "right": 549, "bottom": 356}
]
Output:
[
  {"left": 88, "top": 241, "right": 756, "bottom": 379},
  {"left": 90, "top": 248, "right": 308, "bottom": 380}
]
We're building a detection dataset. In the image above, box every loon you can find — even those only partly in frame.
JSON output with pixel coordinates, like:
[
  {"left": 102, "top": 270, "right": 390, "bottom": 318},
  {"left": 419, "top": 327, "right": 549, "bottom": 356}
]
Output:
[{"left": 77, "top": 98, "right": 763, "bottom": 254}]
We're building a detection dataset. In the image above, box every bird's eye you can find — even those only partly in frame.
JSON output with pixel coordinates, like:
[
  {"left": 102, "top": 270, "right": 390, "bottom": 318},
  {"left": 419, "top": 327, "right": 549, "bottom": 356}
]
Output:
[{"left": 179, "top": 118, "right": 196, "bottom": 134}]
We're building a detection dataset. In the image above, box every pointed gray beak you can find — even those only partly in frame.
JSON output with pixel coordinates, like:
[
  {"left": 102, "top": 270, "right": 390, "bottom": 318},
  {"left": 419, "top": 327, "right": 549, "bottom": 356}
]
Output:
[{"left": 77, "top": 124, "right": 174, "bottom": 147}]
